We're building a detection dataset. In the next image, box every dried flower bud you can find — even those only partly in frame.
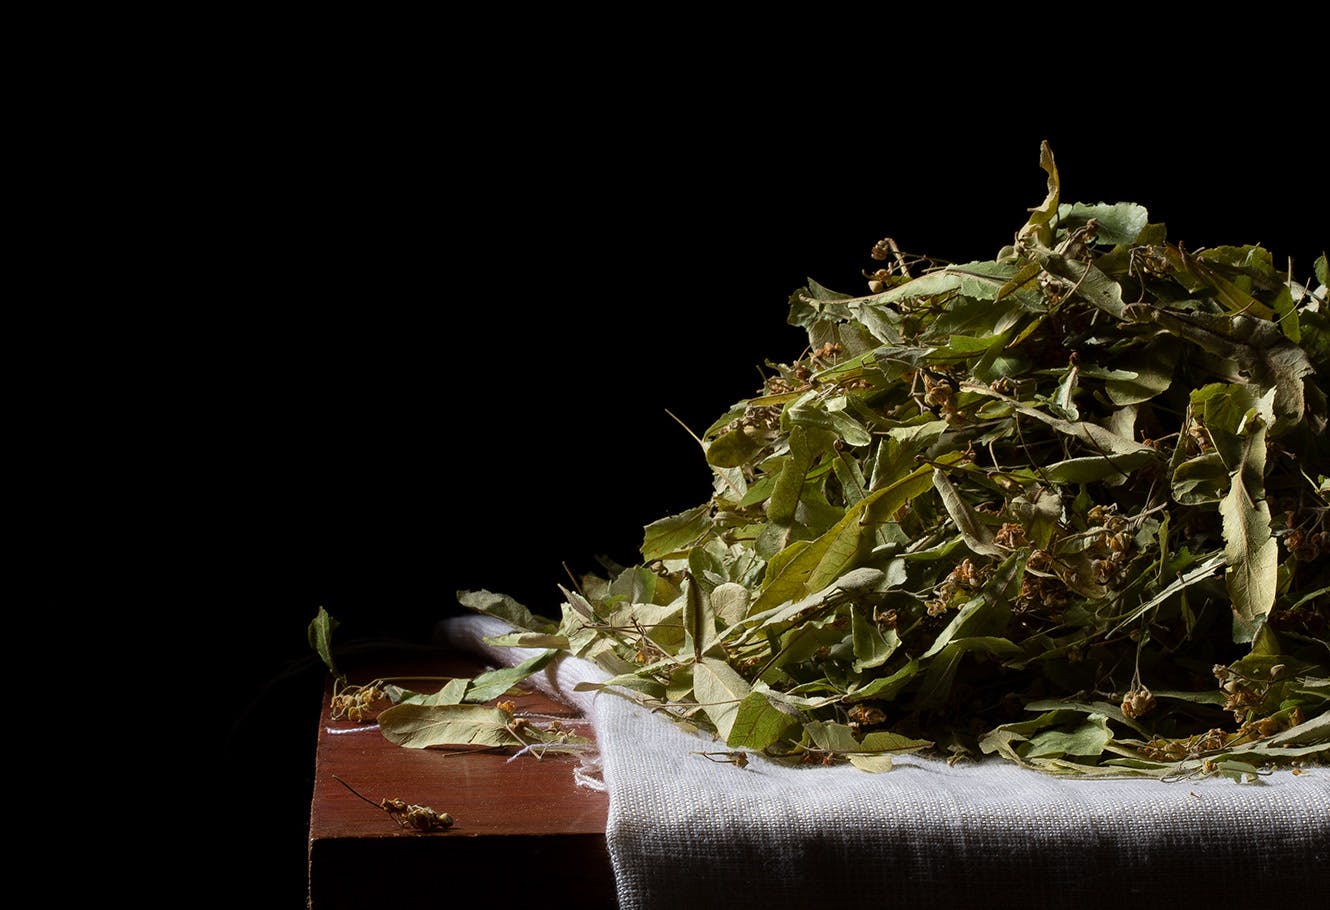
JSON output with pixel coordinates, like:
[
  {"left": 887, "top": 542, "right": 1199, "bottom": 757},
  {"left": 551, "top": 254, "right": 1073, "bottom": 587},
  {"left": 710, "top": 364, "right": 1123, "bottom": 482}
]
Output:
[
  {"left": 995, "top": 522, "right": 1027, "bottom": 548},
  {"left": 1121, "top": 686, "right": 1156, "bottom": 720},
  {"left": 848, "top": 704, "right": 887, "bottom": 726}
]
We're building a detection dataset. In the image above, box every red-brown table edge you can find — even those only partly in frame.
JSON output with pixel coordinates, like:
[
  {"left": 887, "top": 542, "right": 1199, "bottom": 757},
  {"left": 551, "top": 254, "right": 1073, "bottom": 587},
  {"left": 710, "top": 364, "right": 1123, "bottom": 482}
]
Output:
[{"left": 307, "top": 650, "right": 616, "bottom": 909}]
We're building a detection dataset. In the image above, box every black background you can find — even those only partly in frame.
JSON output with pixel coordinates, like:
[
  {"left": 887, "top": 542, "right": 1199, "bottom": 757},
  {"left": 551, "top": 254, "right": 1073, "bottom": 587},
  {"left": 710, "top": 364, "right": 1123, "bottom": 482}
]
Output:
[{"left": 200, "top": 75, "right": 1324, "bottom": 903}]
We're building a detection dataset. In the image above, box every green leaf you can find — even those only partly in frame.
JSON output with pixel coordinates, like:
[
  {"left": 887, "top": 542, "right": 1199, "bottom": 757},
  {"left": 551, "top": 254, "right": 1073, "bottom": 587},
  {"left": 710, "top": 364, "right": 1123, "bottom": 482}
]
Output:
[
  {"left": 1057, "top": 201, "right": 1150, "bottom": 246},
  {"left": 766, "top": 613, "right": 843, "bottom": 671},
  {"left": 808, "top": 316, "right": 882, "bottom": 360},
  {"left": 1271, "top": 284, "right": 1300, "bottom": 344},
  {"left": 927, "top": 295, "right": 1024, "bottom": 342},
  {"left": 616, "top": 600, "right": 685, "bottom": 654},
  {"left": 967, "top": 384, "right": 1154, "bottom": 458},
  {"left": 1175, "top": 249, "right": 1276, "bottom": 320},
  {"left": 858, "top": 730, "right": 933, "bottom": 753},
  {"left": 847, "top": 299, "right": 905, "bottom": 344},
  {"left": 807, "top": 277, "right": 853, "bottom": 301},
  {"left": 378, "top": 703, "right": 522, "bottom": 749},
  {"left": 954, "top": 260, "right": 1041, "bottom": 304},
  {"left": 1022, "top": 698, "right": 1149, "bottom": 736},
  {"left": 1222, "top": 502, "right": 1278, "bottom": 634},
  {"left": 931, "top": 334, "right": 1003, "bottom": 358},
  {"left": 1104, "top": 340, "right": 1176, "bottom": 406},
  {"left": 641, "top": 505, "right": 713, "bottom": 562},
  {"left": 1171, "top": 452, "right": 1230, "bottom": 505},
  {"left": 1009, "top": 487, "right": 1061, "bottom": 549},
  {"left": 1044, "top": 450, "right": 1155, "bottom": 484},
  {"left": 980, "top": 709, "right": 1089, "bottom": 765},
  {"left": 683, "top": 573, "right": 717, "bottom": 660},
  {"left": 1148, "top": 689, "right": 1226, "bottom": 706},
  {"left": 847, "top": 753, "right": 896, "bottom": 772},
  {"left": 852, "top": 603, "right": 898, "bottom": 670},
  {"left": 831, "top": 450, "right": 869, "bottom": 507},
  {"left": 932, "top": 469, "right": 1003, "bottom": 557},
  {"left": 1024, "top": 714, "right": 1112, "bottom": 759},
  {"left": 710, "top": 582, "right": 751, "bottom": 627},
  {"left": 768, "top": 424, "right": 818, "bottom": 525},
  {"left": 666, "top": 664, "right": 694, "bottom": 702},
  {"left": 807, "top": 721, "right": 931, "bottom": 766},
  {"left": 694, "top": 657, "right": 751, "bottom": 741},
  {"left": 823, "top": 396, "right": 873, "bottom": 446},
  {"left": 436, "top": 678, "right": 470, "bottom": 704},
  {"left": 483, "top": 632, "right": 571, "bottom": 649},
  {"left": 464, "top": 650, "right": 557, "bottom": 703},
  {"left": 870, "top": 421, "right": 945, "bottom": 490},
  {"left": 573, "top": 668, "right": 667, "bottom": 698},
  {"left": 1144, "top": 312, "right": 1311, "bottom": 436},
  {"left": 806, "top": 721, "right": 863, "bottom": 753},
  {"left": 307, "top": 606, "right": 339, "bottom": 676},
  {"left": 1250, "top": 622, "right": 1281, "bottom": 656},
  {"left": 847, "top": 657, "right": 919, "bottom": 703},
  {"left": 1030, "top": 251, "right": 1126, "bottom": 319},
  {"left": 845, "top": 731, "right": 934, "bottom": 772},
  {"left": 1109, "top": 551, "right": 1226, "bottom": 635},
  {"left": 707, "top": 426, "right": 764, "bottom": 468},
  {"left": 876, "top": 260, "right": 1022, "bottom": 305},
  {"left": 1018, "top": 140, "right": 1061, "bottom": 247},
  {"left": 753, "top": 459, "right": 941, "bottom": 612},
  {"left": 1195, "top": 244, "right": 1278, "bottom": 276},
  {"left": 609, "top": 566, "right": 665, "bottom": 607},
  {"left": 861, "top": 271, "right": 966, "bottom": 306},
  {"left": 727, "top": 691, "right": 797, "bottom": 750},
  {"left": 1051, "top": 361, "right": 1080, "bottom": 420},
  {"left": 1290, "top": 584, "right": 1330, "bottom": 610},
  {"left": 1221, "top": 441, "right": 1278, "bottom": 632},
  {"left": 457, "top": 590, "right": 557, "bottom": 634},
  {"left": 388, "top": 677, "right": 468, "bottom": 707}
]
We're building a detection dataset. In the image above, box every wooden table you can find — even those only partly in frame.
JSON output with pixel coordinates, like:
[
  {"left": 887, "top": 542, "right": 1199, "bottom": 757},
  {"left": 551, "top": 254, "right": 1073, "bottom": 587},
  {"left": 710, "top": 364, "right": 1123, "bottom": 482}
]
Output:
[{"left": 307, "top": 651, "right": 616, "bottom": 909}]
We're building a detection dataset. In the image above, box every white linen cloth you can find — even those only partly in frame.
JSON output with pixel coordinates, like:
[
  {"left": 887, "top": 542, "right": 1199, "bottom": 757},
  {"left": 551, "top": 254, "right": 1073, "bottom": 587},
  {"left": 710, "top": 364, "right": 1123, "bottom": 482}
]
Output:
[{"left": 439, "top": 615, "right": 1329, "bottom": 909}]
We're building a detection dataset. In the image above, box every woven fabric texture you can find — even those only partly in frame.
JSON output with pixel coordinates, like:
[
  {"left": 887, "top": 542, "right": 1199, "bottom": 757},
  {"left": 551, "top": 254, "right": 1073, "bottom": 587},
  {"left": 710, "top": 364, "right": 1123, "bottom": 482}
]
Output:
[{"left": 440, "top": 615, "right": 1329, "bottom": 909}]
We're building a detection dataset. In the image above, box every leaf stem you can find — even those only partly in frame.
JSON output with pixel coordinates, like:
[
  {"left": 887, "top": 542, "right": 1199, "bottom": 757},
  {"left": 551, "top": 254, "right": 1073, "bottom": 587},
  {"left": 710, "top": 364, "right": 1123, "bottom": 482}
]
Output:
[{"left": 331, "top": 774, "right": 383, "bottom": 811}]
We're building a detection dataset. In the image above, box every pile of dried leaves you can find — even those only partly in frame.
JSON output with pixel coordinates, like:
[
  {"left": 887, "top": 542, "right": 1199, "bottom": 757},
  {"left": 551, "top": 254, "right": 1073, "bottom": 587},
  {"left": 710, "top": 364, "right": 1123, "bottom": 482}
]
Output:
[{"left": 335, "top": 144, "right": 1330, "bottom": 779}]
